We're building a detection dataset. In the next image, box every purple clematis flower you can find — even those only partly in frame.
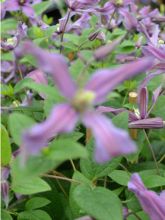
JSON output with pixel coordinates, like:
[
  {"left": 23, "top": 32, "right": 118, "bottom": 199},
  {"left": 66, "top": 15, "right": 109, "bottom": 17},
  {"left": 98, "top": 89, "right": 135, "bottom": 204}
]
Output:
[
  {"left": 98, "top": 84, "right": 164, "bottom": 129},
  {"left": 2, "top": 0, "right": 35, "bottom": 19},
  {"left": 18, "top": 41, "right": 154, "bottom": 163},
  {"left": 1, "top": 167, "right": 10, "bottom": 208},
  {"left": 128, "top": 173, "right": 165, "bottom": 220},
  {"left": 66, "top": 0, "right": 100, "bottom": 11}
]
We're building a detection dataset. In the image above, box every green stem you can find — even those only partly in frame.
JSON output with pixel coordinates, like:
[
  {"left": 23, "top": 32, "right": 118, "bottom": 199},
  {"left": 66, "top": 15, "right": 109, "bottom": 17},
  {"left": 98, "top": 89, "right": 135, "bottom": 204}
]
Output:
[
  {"left": 143, "top": 129, "right": 160, "bottom": 175},
  {"left": 60, "top": 10, "right": 71, "bottom": 53}
]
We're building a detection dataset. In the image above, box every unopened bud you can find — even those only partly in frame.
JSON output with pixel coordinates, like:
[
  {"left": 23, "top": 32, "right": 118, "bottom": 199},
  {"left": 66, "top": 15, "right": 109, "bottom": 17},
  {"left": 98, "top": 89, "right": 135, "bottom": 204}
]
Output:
[
  {"left": 93, "top": 36, "right": 124, "bottom": 61},
  {"left": 88, "top": 31, "right": 100, "bottom": 41}
]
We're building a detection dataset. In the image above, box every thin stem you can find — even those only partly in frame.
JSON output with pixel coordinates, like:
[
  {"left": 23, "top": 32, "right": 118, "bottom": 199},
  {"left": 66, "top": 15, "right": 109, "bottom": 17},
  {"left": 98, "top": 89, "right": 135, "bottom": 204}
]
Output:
[
  {"left": 43, "top": 174, "right": 80, "bottom": 184},
  {"left": 70, "top": 159, "right": 76, "bottom": 171},
  {"left": 158, "top": 154, "right": 165, "bottom": 164},
  {"left": 60, "top": 10, "right": 71, "bottom": 53},
  {"left": 126, "top": 212, "right": 142, "bottom": 220},
  {"left": 143, "top": 129, "right": 160, "bottom": 175}
]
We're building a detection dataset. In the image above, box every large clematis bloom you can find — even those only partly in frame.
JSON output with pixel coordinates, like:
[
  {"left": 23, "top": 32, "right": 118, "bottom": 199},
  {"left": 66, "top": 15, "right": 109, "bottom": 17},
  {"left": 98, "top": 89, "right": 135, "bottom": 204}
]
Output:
[
  {"left": 128, "top": 173, "right": 165, "bottom": 220},
  {"left": 18, "top": 41, "right": 154, "bottom": 163}
]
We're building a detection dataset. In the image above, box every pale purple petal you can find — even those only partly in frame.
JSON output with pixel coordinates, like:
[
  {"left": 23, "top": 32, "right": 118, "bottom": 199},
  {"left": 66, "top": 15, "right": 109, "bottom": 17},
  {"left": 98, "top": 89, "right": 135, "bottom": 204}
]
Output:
[
  {"left": 22, "top": 5, "right": 35, "bottom": 18},
  {"left": 82, "top": 111, "right": 136, "bottom": 163},
  {"left": 26, "top": 69, "right": 48, "bottom": 85},
  {"left": 139, "top": 71, "right": 164, "bottom": 89},
  {"left": 93, "top": 36, "right": 124, "bottom": 61},
  {"left": 128, "top": 117, "right": 164, "bottom": 129},
  {"left": 85, "top": 57, "right": 154, "bottom": 104},
  {"left": 97, "top": 106, "right": 126, "bottom": 115},
  {"left": 3, "top": 0, "right": 19, "bottom": 12},
  {"left": 26, "top": 69, "right": 48, "bottom": 99},
  {"left": 1, "top": 181, "right": 9, "bottom": 208},
  {"left": 22, "top": 104, "right": 78, "bottom": 156},
  {"left": 138, "top": 87, "right": 148, "bottom": 119},
  {"left": 128, "top": 173, "right": 165, "bottom": 220},
  {"left": 147, "top": 85, "right": 162, "bottom": 117},
  {"left": 20, "top": 41, "right": 77, "bottom": 99}
]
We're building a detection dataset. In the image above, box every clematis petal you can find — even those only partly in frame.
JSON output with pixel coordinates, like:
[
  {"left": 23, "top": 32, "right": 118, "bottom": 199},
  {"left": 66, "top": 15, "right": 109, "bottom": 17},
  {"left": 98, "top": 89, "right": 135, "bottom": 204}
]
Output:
[
  {"left": 22, "top": 5, "right": 35, "bottom": 18},
  {"left": 128, "top": 173, "right": 165, "bottom": 220},
  {"left": 3, "top": 0, "right": 19, "bottom": 11},
  {"left": 82, "top": 111, "right": 136, "bottom": 163},
  {"left": 147, "top": 85, "right": 162, "bottom": 117},
  {"left": 128, "top": 117, "right": 164, "bottom": 129},
  {"left": 19, "top": 41, "right": 77, "bottom": 99},
  {"left": 138, "top": 87, "right": 148, "bottom": 119},
  {"left": 22, "top": 104, "right": 78, "bottom": 156},
  {"left": 85, "top": 57, "right": 154, "bottom": 104},
  {"left": 26, "top": 69, "right": 48, "bottom": 99},
  {"left": 26, "top": 69, "right": 48, "bottom": 85}
]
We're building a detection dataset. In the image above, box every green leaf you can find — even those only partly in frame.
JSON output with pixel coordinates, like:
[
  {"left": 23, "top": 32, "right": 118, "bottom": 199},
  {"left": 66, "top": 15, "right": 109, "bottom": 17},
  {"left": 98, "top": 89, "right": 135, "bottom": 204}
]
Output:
[
  {"left": 25, "top": 197, "right": 50, "bottom": 210},
  {"left": 109, "top": 170, "right": 131, "bottom": 186},
  {"left": 1, "top": 210, "right": 12, "bottom": 220},
  {"left": 152, "top": 96, "right": 165, "bottom": 119},
  {"left": 80, "top": 140, "right": 121, "bottom": 180},
  {"left": 12, "top": 176, "right": 51, "bottom": 195},
  {"left": 69, "top": 171, "right": 92, "bottom": 218},
  {"left": 112, "top": 111, "right": 128, "bottom": 131},
  {"left": 18, "top": 210, "right": 51, "bottom": 220},
  {"left": 33, "top": 1, "right": 51, "bottom": 15},
  {"left": 47, "top": 139, "right": 88, "bottom": 165},
  {"left": 1, "top": 124, "right": 12, "bottom": 166},
  {"left": 14, "top": 78, "right": 59, "bottom": 101},
  {"left": 73, "top": 185, "right": 122, "bottom": 220},
  {"left": 28, "top": 26, "right": 44, "bottom": 39},
  {"left": 1, "top": 18, "right": 17, "bottom": 35},
  {"left": 8, "top": 113, "right": 35, "bottom": 145},
  {"left": 140, "top": 174, "right": 165, "bottom": 188}
]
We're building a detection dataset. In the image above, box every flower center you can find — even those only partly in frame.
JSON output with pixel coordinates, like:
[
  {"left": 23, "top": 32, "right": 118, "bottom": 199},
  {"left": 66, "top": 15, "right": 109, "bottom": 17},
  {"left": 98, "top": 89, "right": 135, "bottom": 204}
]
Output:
[
  {"left": 71, "top": 90, "right": 96, "bottom": 113},
  {"left": 115, "top": 0, "right": 123, "bottom": 6},
  {"left": 19, "top": 0, "right": 26, "bottom": 5}
]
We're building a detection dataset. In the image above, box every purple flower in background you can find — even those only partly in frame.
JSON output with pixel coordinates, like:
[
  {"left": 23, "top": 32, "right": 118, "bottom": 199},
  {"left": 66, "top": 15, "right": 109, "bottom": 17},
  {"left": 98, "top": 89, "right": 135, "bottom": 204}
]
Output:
[
  {"left": 2, "top": 0, "right": 35, "bottom": 19},
  {"left": 1, "top": 167, "right": 10, "bottom": 208},
  {"left": 66, "top": 0, "right": 100, "bottom": 11},
  {"left": 18, "top": 41, "right": 154, "bottom": 163},
  {"left": 98, "top": 84, "right": 164, "bottom": 129},
  {"left": 128, "top": 85, "right": 164, "bottom": 129},
  {"left": 128, "top": 173, "right": 165, "bottom": 220}
]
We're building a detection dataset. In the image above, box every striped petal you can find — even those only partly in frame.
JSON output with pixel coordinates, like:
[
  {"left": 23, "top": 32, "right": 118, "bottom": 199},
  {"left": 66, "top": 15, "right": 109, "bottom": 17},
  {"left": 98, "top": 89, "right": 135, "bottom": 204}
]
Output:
[
  {"left": 128, "top": 117, "right": 164, "bottom": 129},
  {"left": 82, "top": 111, "right": 136, "bottom": 163},
  {"left": 128, "top": 173, "right": 165, "bottom": 220},
  {"left": 20, "top": 41, "right": 77, "bottom": 99},
  {"left": 138, "top": 87, "right": 148, "bottom": 119},
  {"left": 85, "top": 57, "right": 154, "bottom": 104},
  {"left": 22, "top": 104, "right": 78, "bottom": 156}
]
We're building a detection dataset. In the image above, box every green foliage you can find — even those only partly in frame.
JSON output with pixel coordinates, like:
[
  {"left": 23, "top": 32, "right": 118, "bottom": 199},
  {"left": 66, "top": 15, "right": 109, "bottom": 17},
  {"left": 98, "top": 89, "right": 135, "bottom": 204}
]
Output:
[
  {"left": 25, "top": 197, "right": 50, "bottom": 210},
  {"left": 1, "top": 124, "right": 12, "bottom": 166},
  {"left": 18, "top": 210, "right": 51, "bottom": 220},
  {"left": 73, "top": 185, "right": 123, "bottom": 220},
  {"left": 8, "top": 112, "right": 35, "bottom": 145}
]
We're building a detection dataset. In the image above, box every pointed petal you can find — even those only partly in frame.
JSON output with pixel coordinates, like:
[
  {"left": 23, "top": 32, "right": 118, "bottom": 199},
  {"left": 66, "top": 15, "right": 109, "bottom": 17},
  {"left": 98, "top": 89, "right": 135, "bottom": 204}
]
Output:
[
  {"left": 147, "top": 85, "right": 162, "bottom": 117},
  {"left": 128, "top": 173, "right": 165, "bottom": 220},
  {"left": 20, "top": 41, "right": 77, "bottom": 99},
  {"left": 26, "top": 69, "right": 48, "bottom": 99},
  {"left": 93, "top": 36, "right": 124, "bottom": 60},
  {"left": 85, "top": 57, "right": 154, "bottom": 104},
  {"left": 4, "top": 0, "right": 19, "bottom": 11},
  {"left": 97, "top": 106, "right": 126, "bottom": 115},
  {"left": 27, "top": 69, "right": 48, "bottom": 85},
  {"left": 138, "top": 87, "right": 148, "bottom": 119},
  {"left": 22, "top": 104, "right": 78, "bottom": 156},
  {"left": 128, "top": 117, "right": 164, "bottom": 129},
  {"left": 22, "top": 5, "right": 35, "bottom": 18},
  {"left": 82, "top": 111, "right": 136, "bottom": 163}
]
